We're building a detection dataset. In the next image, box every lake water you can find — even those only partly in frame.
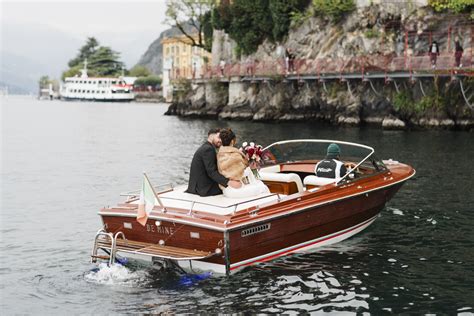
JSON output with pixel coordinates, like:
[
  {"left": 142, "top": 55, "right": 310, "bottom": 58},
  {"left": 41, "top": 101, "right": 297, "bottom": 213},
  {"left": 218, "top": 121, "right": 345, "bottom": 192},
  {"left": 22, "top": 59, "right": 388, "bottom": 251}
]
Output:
[{"left": 1, "top": 96, "right": 473, "bottom": 314}]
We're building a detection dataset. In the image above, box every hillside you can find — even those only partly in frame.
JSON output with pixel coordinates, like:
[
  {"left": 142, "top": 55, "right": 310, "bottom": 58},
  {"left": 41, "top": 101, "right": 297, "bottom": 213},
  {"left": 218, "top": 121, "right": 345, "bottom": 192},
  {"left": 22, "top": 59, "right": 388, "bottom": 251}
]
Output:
[
  {"left": 135, "top": 23, "right": 197, "bottom": 75},
  {"left": 166, "top": 2, "right": 474, "bottom": 130}
]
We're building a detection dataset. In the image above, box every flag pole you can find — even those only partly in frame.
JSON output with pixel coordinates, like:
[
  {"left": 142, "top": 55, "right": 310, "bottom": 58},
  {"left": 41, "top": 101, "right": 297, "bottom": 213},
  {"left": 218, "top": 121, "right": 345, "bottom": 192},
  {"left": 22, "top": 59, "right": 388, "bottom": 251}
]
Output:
[{"left": 143, "top": 172, "right": 166, "bottom": 212}]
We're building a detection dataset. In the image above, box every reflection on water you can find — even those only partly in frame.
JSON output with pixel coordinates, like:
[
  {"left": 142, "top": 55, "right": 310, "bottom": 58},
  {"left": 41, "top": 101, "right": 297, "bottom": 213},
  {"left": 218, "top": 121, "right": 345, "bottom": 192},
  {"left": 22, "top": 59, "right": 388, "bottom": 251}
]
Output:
[{"left": 1, "top": 96, "right": 473, "bottom": 314}]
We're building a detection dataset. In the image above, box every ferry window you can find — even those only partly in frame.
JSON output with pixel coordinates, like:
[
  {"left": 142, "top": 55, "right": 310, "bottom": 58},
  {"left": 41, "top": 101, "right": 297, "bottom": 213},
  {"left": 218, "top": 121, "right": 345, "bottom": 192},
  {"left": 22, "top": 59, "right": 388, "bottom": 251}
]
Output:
[
  {"left": 86, "top": 90, "right": 90, "bottom": 93},
  {"left": 82, "top": 90, "right": 85, "bottom": 93},
  {"left": 102, "top": 91, "right": 105, "bottom": 93},
  {"left": 98, "top": 80, "right": 102, "bottom": 84},
  {"left": 111, "top": 80, "right": 116, "bottom": 84}
]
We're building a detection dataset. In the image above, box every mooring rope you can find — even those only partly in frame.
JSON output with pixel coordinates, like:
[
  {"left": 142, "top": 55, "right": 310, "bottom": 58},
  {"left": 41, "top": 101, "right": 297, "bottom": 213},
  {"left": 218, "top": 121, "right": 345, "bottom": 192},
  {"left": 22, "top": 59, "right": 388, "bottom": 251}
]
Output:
[
  {"left": 369, "top": 80, "right": 381, "bottom": 97},
  {"left": 419, "top": 80, "right": 427, "bottom": 97},
  {"left": 459, "top": 79, "right": 473, "bottom": 109}
]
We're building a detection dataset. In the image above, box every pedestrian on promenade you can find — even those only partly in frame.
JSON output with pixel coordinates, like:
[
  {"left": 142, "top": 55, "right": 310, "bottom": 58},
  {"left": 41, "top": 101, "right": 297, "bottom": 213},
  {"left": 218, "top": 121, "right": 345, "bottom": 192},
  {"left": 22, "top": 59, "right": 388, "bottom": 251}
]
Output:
[
  {"left": 454, "top": 38, "right": 463, "bottom": 68},
  {"left": 286, "top": 48, "right": 296, "bottom": 74},
  {"left": 219, "top": 59, "right": 226, "bottom": 77},
  {"left": 245, "top": 56, "right": 253, "bottom": 76},
  {"left": 428, "top": 41, "right": 440, "bottom": 69}
]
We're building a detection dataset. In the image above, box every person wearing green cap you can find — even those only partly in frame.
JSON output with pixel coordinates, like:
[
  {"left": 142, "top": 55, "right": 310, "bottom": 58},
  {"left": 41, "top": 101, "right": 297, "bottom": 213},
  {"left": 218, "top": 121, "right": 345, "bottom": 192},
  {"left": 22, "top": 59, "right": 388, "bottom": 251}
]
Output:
[{"left": 314, "top": 143, "right": 347, "bottom": 180}]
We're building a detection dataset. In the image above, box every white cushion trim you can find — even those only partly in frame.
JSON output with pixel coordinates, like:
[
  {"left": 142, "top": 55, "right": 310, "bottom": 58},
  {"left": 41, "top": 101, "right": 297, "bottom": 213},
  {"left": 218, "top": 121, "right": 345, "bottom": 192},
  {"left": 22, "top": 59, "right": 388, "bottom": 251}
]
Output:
[
  {"left": 259, "top": 172, "right": 304, "bottom": 193},
  {"left": 304, "top": 175, "right": 340, "bottom": 186}
]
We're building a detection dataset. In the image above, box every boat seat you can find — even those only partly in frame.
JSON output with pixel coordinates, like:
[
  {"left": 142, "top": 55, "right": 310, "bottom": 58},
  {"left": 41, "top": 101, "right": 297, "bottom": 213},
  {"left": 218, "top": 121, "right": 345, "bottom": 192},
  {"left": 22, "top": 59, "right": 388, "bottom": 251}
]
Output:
[
  {"left": 259, "top": 172, "right": 304, "bottom": 194},
  {"left": 304, "top": 175, "right": 340, "bottom": 187}
]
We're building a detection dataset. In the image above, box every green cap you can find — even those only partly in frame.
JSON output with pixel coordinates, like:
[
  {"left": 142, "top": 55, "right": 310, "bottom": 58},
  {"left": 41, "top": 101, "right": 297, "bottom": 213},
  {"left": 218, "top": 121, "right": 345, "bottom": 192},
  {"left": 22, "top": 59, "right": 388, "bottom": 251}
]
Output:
[{"left": 327, "top": 143, "right": 341, "bottom": 156}]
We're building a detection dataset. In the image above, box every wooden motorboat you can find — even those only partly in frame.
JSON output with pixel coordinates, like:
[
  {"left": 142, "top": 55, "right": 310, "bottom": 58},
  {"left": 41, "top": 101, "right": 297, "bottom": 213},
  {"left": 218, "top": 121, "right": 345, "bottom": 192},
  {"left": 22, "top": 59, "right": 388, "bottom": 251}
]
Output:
[{"left": 91, "top": 140, "right": 415, "bottom": 275}]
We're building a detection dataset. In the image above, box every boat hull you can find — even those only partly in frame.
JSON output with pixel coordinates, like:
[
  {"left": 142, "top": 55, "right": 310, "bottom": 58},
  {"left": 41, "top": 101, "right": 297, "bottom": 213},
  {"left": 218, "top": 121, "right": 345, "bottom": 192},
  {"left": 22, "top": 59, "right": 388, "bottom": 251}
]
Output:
[
  {"left": 61, "top": 96, "right": 134, "bottom": 102},
  {"left": 100, "top": 182, "right": 404, "bottom": 275}
]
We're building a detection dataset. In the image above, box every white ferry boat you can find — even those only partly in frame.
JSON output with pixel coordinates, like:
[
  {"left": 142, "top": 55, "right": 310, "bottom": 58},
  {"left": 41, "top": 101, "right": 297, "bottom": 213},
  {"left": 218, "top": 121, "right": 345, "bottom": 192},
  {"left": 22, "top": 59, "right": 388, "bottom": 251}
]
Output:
[{"left": 60, "top": 60, "right": 135, "bottom": 102}]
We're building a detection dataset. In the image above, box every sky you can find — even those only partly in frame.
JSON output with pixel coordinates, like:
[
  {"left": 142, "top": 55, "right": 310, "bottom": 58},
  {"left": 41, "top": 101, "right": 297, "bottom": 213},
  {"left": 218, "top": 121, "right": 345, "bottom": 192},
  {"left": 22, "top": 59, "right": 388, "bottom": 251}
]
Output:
[
  {"left": 1, "top": 0, "right": 170, "bottom": 91},
  {"left": 1, "top": 0, "right": 169, "bottom": 68}
]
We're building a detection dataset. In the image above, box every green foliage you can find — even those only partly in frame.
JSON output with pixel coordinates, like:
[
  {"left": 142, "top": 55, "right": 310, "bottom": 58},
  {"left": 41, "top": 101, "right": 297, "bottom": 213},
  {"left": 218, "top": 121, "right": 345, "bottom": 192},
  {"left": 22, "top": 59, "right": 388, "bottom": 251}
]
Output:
[
  {"left": 312, "top": 0, "right": 356, "bottom": 22},
  {"left": 393, "top": 90, "right": 414, "bottom": 114},
  {"left": 88, "top": 46, "right": 124, "bottom": 77},
  {"left": 227, "top": 0, "right": 274, "bottom": 55},
  {"left": 173, "top": 78, "right": 192, "bottom": 99},
  {"left": 211, "top": 0, "right": 309, "bottom": 55},
  {"left": 290, "top": 9, "right": 313, "bottom": 27},
  {"left": 165, "top": 0, "right": 216, "bottom": 52},
  {"left": 63, "top": 38, "right": 124, "bottom": 80},
  {"left": 393, "top": 91, "right": 443, "bottom": 115},
  {"left": 413, "top": 95, "right": 443, "bottom": 113},
  {"left": 201, "top": 11, "right": 214, "bottom": 52},
  {"left": 428, "top": 0, "right": 473, "bottom": 13},
  {"left": 129, "top": 65, "right": 151, "bottom": 77},
  {"left": 270, "top": 0, "right": 310, "bottom": 41},
  {"left": 38, "top": 75, "right": 51, "bottom": 88},
  {"left": 212, "top": 2, "right": 232, "bottom": 30},
  {"left": 68, "top": 37, "right": 99, "bottom": 68},
  {"left": 134, "top": 76, "right": 162, "bottom": 87},
  {"left": 364, "top": 28, "right": 380, "bottom": 39}
]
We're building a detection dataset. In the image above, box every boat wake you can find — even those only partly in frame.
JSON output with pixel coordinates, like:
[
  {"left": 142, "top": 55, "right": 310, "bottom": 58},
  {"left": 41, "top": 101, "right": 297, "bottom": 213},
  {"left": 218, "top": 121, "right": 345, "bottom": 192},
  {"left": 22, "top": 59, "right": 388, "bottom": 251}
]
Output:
[{"left": 85, "top": 263, "right": 147, "bottom": 286}]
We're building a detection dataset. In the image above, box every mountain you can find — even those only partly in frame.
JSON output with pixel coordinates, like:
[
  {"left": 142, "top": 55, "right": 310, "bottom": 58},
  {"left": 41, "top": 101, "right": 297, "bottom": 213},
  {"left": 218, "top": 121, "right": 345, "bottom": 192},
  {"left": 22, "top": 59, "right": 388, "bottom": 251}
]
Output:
[{"left": 1, "top": 22, "right": 81, "bottom": 93}]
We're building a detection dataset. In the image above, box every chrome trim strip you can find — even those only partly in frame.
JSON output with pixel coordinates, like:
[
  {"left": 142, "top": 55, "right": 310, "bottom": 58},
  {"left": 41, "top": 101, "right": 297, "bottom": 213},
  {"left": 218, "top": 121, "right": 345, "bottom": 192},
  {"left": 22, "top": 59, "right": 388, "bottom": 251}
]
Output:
[{"left": 230, "top": 214, "right": 379, "bottom": 270}]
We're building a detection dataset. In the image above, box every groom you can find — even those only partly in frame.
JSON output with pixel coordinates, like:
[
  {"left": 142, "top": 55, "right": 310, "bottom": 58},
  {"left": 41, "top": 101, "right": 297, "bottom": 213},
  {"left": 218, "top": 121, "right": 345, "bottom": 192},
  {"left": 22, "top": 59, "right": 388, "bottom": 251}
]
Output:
[{"left": 186, "top": 128, "right": 242, "bottom": 197}]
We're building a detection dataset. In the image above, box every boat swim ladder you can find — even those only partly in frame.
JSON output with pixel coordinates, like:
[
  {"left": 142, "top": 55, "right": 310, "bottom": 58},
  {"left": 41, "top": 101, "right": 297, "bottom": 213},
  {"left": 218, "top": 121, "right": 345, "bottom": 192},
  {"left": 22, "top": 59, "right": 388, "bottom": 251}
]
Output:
[{"left": 91, "top": 229, "right": 124, "bottom": 266}]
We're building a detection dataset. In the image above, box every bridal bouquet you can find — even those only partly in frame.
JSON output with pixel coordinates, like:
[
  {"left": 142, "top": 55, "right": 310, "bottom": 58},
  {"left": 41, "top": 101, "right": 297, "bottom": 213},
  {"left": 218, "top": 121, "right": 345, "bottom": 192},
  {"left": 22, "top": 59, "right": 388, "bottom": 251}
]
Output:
[{"left": 240, "top": 142, "right": 264, "bottom": 179}]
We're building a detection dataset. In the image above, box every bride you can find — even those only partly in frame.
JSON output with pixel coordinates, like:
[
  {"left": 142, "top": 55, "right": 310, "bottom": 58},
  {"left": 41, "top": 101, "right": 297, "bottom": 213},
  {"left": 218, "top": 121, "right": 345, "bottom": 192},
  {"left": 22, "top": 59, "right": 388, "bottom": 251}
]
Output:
[{"left": 217, "top": 128, "right": 269, "bottom": 198}]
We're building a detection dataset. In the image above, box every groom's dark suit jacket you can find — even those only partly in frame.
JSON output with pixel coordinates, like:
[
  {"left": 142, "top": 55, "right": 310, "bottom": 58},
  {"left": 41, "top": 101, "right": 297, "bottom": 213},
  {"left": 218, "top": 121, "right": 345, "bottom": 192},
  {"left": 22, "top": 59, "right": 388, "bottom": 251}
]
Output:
[{"left": 186, "top": 141, "right": 229, "bottom": 197}]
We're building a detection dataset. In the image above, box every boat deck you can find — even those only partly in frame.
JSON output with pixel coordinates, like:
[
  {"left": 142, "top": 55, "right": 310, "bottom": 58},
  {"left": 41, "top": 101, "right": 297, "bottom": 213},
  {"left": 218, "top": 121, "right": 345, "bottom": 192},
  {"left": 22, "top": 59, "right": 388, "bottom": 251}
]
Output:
[
  {"left": 129, "top": 185, "right": 281, "bottom": 216},
  {"left": 97, "top": 237, "right": 214, "bottom": 260}
]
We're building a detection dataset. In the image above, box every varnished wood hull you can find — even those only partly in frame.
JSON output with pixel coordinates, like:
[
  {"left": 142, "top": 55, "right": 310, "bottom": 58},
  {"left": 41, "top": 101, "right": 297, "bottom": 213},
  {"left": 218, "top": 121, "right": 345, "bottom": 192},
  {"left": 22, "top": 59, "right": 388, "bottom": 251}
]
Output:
[{"left": 100, "top": 180, "right": 406, "bottom": 275}]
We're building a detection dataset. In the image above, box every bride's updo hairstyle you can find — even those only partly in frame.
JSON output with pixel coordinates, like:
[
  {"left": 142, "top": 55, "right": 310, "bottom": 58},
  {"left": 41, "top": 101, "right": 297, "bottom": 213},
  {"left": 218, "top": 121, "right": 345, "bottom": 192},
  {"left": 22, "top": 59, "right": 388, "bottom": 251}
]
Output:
[{"left": 220, "top": 128, "right": 236, "bottom": 146}]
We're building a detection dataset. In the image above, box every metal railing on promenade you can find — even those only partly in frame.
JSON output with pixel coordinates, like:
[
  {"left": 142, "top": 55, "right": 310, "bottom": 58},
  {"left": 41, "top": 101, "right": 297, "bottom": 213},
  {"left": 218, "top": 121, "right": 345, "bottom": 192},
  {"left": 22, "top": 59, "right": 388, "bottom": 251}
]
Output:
[{"left": 184, "top": 52, "right": 473, "bottom": 81}]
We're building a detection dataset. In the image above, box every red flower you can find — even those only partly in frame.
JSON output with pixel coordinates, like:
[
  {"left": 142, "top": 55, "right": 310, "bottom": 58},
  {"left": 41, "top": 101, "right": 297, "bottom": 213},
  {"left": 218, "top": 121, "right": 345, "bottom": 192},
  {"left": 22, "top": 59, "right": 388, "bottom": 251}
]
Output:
[{"left": 247, "top": 147, "right": 255, "bottom": 157}]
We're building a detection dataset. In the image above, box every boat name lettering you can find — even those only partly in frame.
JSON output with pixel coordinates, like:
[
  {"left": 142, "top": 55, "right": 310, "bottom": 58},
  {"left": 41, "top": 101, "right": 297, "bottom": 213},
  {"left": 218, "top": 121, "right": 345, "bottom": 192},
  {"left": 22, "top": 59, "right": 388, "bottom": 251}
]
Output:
[{"left": 146, "top": 224, "right": 175, "bottom": 235}]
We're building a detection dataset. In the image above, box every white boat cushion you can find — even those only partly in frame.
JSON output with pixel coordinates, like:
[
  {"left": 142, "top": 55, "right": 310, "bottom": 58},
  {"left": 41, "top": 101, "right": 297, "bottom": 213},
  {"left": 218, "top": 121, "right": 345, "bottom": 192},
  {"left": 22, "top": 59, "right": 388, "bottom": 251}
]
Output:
[
  {"left": 304, "top": 175, "right": 339, "bottom": 186},
  {"left": 259, "top": 172, "right": 304, "bottom": 193}
]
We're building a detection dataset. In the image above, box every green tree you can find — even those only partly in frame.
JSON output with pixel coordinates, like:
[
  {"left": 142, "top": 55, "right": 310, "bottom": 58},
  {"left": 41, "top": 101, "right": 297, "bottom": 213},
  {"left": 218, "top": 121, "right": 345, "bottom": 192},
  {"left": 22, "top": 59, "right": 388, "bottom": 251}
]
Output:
[
  {"left": 428, "top": 0, "right": 473, "bottom": 13},
  {"left": 68, "top": 37, "right": 99, "bottom": 68},
  {"left": 165, "top": 0, "right": 216, "bottom": 51},
  {"left": 129, "top": 65, "right": 151, "bottom": 77},
  {"left": 312, "top": 0, "right": 355, "bottom": 22},
  {"left": 211, "top": 0, "right": 309, "bottom": 55},
  {"left": 38, "top": 75, "right": 50, "bottom": 88},
  {"left": 134, "top": 75, "right": 162, "bottom": 87},
  {"left": 88, "top": 46, "right": 123, "bottom": 76},
  {"left": 227, "top": 0, "right": 274, "bottom": 55},
  {"left": 270, "top": 0, "right": 310, "bottom": 42},
  {"left": 62, "top": 38, "right": 125, "bottom": 79}
]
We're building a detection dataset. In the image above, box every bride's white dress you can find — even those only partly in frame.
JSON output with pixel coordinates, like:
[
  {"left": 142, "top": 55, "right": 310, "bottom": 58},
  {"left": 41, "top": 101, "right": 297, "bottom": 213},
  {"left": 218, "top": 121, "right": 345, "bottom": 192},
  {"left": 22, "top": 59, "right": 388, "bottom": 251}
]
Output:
[{"left": 223, "top": 167, "right": 270, "bottom": 198}]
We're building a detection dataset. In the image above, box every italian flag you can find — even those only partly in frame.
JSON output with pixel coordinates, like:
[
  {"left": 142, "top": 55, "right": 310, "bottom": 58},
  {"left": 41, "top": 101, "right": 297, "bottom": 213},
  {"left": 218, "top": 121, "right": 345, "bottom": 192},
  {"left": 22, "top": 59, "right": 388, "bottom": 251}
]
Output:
[{"left": 136, "top": 174, "right": 157, "bottom": 226}]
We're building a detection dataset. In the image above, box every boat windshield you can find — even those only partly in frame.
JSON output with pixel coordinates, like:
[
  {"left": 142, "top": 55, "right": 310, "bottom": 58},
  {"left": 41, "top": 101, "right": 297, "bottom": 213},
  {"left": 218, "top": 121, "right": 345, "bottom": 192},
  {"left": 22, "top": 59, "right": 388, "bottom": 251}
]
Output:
[{"left": 262, "top": 139, "right": 386, "bottom": 183}]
